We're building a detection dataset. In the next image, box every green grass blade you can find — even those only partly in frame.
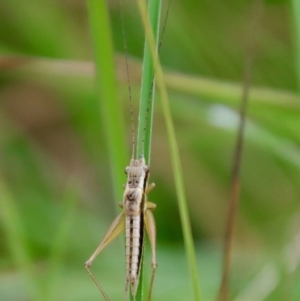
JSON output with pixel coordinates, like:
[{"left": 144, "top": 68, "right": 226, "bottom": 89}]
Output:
[
  {"left": 86, "top": 0, "right": 128, "bottom": 201},
  {"left": 135, "top": 1, "right": 162, "bottom": 299},
  {"left": 291, "top": 0, "right": 300, "bottom": 90},
  {"left": 135, "top": 0, "right": 202, "bottom": 300},
  {"left": 136, "top": 0, "right": 161, "bottom": 163},
  {"left": 86, "top": 1, "right": 130, "bottom": 299},
  {"left": 0, "top": 174, "right": 40, "bottom": 301}
]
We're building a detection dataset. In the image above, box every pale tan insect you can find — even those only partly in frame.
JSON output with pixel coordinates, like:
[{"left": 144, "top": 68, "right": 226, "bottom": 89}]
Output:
[
  {"left": 85, "top": 157, "right": 157, "bottom": 301},
  {"left": 84, "top": 0, "right": 172, "bottom": 298}
]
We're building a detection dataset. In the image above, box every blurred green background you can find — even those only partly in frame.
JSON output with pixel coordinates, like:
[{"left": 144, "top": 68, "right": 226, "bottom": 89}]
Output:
[{"left": 0, "top": 0, "right": 300, "bottom": 300}]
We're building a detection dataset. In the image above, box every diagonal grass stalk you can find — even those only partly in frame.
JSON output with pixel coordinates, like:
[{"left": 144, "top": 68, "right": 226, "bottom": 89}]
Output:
[
  {"left": 135, "top": 1, "right": 161, "bottom": 300},
  {"left": 135, "top": 0, "right": 202, "bottom": 300},
  {"left": 86, "top": 0, "right": 128, "bottom": 203},
  {"left": 218, "top": 2, "right": 263, "bottom": 300}
]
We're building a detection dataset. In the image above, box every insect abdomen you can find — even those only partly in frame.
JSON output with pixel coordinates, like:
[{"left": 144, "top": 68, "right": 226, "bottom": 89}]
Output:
[{"left": 125, "top": 215, "right": 144, "bottom": 288}]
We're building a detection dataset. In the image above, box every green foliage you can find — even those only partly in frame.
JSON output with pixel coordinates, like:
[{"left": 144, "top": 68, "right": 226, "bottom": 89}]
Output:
[
  {"left": 0, "top": 1, "right": 300, "bottom": 301},
  {"left": 135, "top": 0, "right": 202, "bottom": 299}
]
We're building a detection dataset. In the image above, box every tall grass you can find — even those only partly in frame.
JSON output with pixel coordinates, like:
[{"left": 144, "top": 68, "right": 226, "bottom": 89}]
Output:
[
  {"left": 86, "top": 0, "right": 128, "bottom": 202},
  {"left": 135, "top": 1, "right": 161, "bottom": 300},
  {"left": 135, "top": 0, "right": 202, "bottom": 300},
  {"left": 1, "top": 1, "right": 300, "bottom": 301},
  {"left": 87, "top": 0, "right": 162, "bottom": 300}
]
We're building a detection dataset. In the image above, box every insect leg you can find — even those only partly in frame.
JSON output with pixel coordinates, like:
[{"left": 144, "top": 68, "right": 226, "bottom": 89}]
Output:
[
  {"left": 145, "top": 182, "right": 155, "bottom": 194},
  {"left": 145, "top": 205, "right": 157, "bottom": 301},
  {"left": 85, "top": 212, "right": 125, "bottom": 301}
]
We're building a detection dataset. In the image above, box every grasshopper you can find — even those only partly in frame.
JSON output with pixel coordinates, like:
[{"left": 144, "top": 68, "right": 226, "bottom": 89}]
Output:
[
  {"left": 85, "top": 157, "right": 157, "bottom": 301},
  {"left": 85, "top": 0, "right": 172, "bottom": 298}
]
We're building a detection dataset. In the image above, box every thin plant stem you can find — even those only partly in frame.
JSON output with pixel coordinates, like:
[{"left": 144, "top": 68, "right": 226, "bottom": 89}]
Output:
[
  {"left": 291, "top": 0, "right": 300, "bottom": 90},
  {"left": 136, "top": 0, "right": 161, "bottom": 163},
  {"left": 217, "top": 1, "right": 263, "bottom": 301},
  {"left": 86, "top": 0, "right": 128, "bottom": 202},
  {"left": 135, "top": 0, "right": 202, "bottom": 300},
  {"left": 135, "top": 1, "right": 161, "bottom": 300}
]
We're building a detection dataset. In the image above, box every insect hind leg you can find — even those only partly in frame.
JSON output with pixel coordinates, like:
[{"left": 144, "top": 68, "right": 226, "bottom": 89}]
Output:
[
  {"left": 145, "top": 208, "right": 157, "bottom": 301},
  {"left": 85, "top": 265, "right": 110, "bottom": 301},
  {"left": 85, "top": 212, "right": 125, "bottom": 301}
]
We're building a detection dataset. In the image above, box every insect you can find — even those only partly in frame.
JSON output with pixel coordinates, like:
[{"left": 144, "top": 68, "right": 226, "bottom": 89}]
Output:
[
  {"left": 85, "top": 157, "right": 157, "bottom": 301},
  {"left": 84, "top": 0, "right": 172, "bottom": 297}
]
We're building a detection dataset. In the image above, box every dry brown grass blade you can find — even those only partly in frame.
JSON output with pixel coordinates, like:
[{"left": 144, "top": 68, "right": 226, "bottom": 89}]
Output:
[{"left": 217, "top": 1, "right": 264, "bottom": 301}]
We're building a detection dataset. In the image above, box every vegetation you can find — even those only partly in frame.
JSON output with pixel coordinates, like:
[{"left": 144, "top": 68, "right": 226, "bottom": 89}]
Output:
[{"left": 0, "top": 0, "right": 300, "bottom": 301}]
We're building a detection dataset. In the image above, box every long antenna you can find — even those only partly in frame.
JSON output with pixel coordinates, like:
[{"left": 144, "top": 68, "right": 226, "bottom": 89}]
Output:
[
  {"left": 119, "top": 0, "right": 135, "bottom": 159},
  {"left": 141, "top": 0, "right": 172, "bottom": 157},
  {"left": 119, "top": 0, "right": 171, "bottom": 160}
]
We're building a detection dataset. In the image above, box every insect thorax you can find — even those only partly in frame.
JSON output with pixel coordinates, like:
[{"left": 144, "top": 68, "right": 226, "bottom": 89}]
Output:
[
  {"left": 125, "top": 158, "right": 149, "bottom": 189},
  {"left": 123, "top": 158, "right": 149, "bottom": 215}
]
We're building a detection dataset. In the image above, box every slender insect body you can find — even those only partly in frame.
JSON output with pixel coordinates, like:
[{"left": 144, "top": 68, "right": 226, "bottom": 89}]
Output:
[
  {"left": 85, "top": 0, "right": 169, "bottom": 298},
  {"left": 124, "top": 158, "right": 149, "bottom": 296},
  {"left": 85, "top": 157, "right": 157, "bottom": 301}
]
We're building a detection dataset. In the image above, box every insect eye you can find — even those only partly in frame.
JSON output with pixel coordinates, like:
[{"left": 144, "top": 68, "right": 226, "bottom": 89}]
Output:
[
  {"left": 128, "top": 180, "right": 132, "bottom": 185},
  {"left": 125, "top": 167, "right": 129, "bottom": 174}
]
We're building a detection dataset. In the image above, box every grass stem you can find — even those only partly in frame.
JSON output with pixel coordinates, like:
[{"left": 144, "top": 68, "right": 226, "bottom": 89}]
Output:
[
  {"left": 136, "top": 0, "right": 161, "bottom": 164},
  {"left": 217, "top": 2, "right": 263, "bottom": 300},
  {"left": 135, "top": 0, "right": 202, "bottom": 300},
  {"left": 135, "top": 1, "right": 161, "bottom": 299},
  {"left": 86, "top": 0, "right": 128, "bottom": 202}
]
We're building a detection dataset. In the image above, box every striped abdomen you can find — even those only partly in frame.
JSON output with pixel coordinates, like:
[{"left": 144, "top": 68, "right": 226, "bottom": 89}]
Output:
[{"left": 125, "top": 214, "right": 144, "bottom": 291}]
